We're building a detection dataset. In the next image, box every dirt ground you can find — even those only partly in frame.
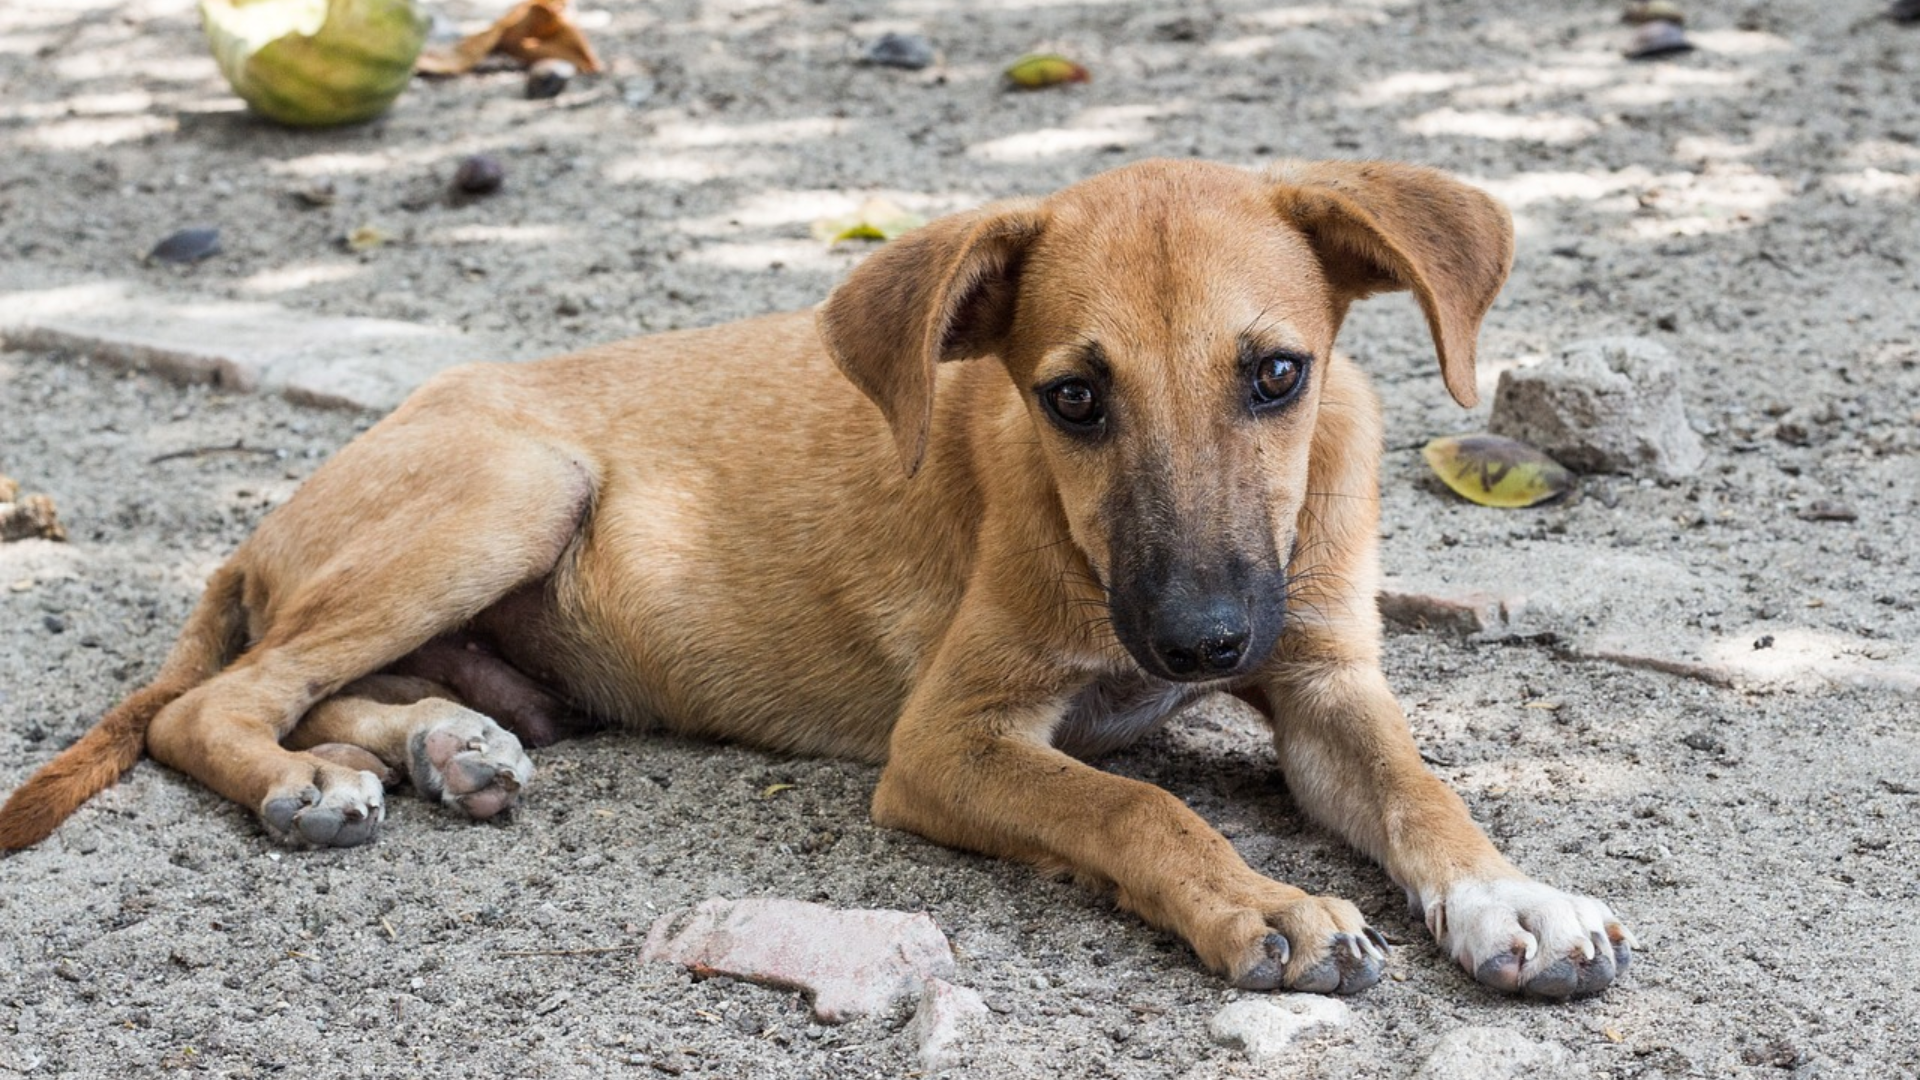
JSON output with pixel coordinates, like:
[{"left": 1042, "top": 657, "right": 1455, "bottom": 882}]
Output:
[{"left": 3, "top": 0, "right": 1918, "bottom": 1076}]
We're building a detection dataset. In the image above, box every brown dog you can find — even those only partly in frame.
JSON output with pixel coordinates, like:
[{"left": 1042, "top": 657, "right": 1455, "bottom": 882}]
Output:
[{"left": 0, "top": 159, "right": 1631, "bottom": 999}]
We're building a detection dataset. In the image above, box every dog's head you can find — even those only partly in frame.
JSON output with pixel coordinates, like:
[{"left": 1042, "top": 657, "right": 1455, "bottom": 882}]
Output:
[{"left": 820, "top": 159, "right": 1512, "bottom": 683}]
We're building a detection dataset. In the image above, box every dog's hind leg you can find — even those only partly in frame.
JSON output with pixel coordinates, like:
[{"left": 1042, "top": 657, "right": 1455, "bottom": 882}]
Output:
[
  {"left": 287, "top": 675, "right": 534, "bottom": 821},
  {"left": 144, "top": 424, "right": 594, "bottom": 847}
]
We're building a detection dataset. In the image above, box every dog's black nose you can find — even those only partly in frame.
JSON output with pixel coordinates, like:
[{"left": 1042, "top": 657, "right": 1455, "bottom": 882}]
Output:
[{"left": 1153, "top": 624, "right": 1249, "bottom": 679}]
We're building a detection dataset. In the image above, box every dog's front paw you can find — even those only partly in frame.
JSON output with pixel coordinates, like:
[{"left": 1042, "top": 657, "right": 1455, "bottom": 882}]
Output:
[
  {"left": 1209, "top": 891, "right": 1390, "bottom": 995},
  {"left": 1424, "top": 879, "right": 1633, "bottom": 1000},
  {"left": 407, "top": 705, "right": 534, "bottom": 820},
  {"left": 262, "top": 762, "right": 385, "bottom": 848}
]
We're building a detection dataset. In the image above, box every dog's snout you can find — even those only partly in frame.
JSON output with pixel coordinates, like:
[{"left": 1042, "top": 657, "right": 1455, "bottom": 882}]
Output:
[{"left": 1151, "top": 605, "right": 1252, "bottom": 680}]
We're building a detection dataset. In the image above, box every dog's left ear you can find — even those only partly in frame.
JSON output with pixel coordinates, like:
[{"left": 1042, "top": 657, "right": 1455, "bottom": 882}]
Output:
[
  {"left": 1268, "top": 161, "right": 1514, "bottom": 408},
  {"left": 818, "top": 201, "right": 1047, "bottom": 476}
]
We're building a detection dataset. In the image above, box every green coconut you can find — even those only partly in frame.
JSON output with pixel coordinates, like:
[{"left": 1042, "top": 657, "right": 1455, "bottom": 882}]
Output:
[{"left": 200, "top": 0, "right": 428, "bottom": 127}]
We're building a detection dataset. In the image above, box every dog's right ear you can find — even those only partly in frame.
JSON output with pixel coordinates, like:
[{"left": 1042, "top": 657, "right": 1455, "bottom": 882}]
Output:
[{"left": 818, "top": 202, "right": 1047, "bottom": 476}]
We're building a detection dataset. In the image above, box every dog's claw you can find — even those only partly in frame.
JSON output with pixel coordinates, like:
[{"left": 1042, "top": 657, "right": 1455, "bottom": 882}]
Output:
[{"left": 1608, "top": 923, "right": 1634, "bottom": 974}]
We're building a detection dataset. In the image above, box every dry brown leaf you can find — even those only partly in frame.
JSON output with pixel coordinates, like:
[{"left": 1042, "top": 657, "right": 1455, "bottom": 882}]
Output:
[
  {"left": 417, "top": 0, "right": 602, "bottom": 76},
  {"left": 1, "top": 494, "right": 67, "bottom": 543}
]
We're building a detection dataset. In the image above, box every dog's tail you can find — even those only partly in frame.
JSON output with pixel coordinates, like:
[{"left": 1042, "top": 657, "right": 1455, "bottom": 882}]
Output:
[{"left": 0, "top": 567, "right": 248, "bottom": 851}]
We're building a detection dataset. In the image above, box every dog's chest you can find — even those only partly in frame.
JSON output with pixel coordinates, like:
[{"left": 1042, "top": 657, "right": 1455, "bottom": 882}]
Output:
[{"left": 1052, "top": 673, "right": 1209, "bottom": 759}]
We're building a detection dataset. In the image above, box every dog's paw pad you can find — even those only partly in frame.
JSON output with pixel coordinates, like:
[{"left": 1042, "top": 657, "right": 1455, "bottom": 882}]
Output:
[
  {"left": 1230, "top": 933, "right": 1292, "bottom": 990},
  {"left": 1429, "top": 879, "right": 1633, "bottom": 999},
  {"left": 407, "top": 707, "right": 534, "bottom": 820},
  {"left": 262, "top": 767, "right": 385, "bottom": 848},
  {"left": 1473, "top": 950, "right": 1523, "bottom": 993}
]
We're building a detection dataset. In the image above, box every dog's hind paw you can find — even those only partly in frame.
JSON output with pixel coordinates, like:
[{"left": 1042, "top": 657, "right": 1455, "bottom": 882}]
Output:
[
  {"left": 407, "top": 707, "right": 534, "bottom": 820},
  {"left": 1423, "top": 878, "right": 1634, "bottom": 1000},
  {"left": 262, "top": 763, "right": 385, "bottom": 848}
]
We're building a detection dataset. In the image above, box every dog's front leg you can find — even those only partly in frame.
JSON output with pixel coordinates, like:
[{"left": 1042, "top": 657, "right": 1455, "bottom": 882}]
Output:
[
  {"left": 1245, "top": 648, "right": 1634, "bottom": 999},
  {"left": 873, "top": 605, "right": 1388, "bottom": 994}
]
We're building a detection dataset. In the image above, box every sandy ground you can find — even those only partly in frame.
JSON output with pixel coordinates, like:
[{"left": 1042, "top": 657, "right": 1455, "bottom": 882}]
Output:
[{"left": 3, "top": 0, "right": 1919, "bottom": 1076}]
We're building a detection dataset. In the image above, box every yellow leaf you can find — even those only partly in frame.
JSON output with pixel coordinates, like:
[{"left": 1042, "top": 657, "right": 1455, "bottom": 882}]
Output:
[
  {"left": 1422, "top": 433, "right": 1572, "bottom": 508},
  {"left": 760, "top": 783, "right": 796, "bottom": 798},
  {"left": 1004, "top": 52, "right": 1090, "bottom": 89},
  {"left": 346, "top": 224, "right": 391, "bottom": 251},
  {"left": 810, "top": 198, "right": 925, "bottom": 246}
]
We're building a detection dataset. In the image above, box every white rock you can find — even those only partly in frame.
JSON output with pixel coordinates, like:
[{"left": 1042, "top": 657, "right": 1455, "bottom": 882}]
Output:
[
  {"left": 1207, "top": 995, "right": 1351, "bottom": 1061},
  {"left": 1490, "top": 336, "right": 1705, "bottom": 479},
  {"left": 910, "top": 977, "right": 989, "bottom": 1072},
  {"left": 641, "top": 897, "right": 956, "bottom": 1022},
  {"left": 1416, "top": 1026, "right": 1572, "bottom": 1079}
]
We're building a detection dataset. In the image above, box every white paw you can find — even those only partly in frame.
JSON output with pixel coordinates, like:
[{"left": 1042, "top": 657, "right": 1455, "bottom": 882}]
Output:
[
  {"left": 1423, "top": 878, "right": 1635, "bottom": 999},
  {"left": 406, "top": 705, "right": 534, "bottom": 820}
]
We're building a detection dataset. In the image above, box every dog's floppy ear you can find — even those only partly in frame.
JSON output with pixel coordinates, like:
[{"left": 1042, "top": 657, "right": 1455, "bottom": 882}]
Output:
[
  {"left": 1268, "top": 161, "right": 1514, "bottom": 408},
  {"left": 818, "top": 201, "right": 1047, "bottom": 475}
]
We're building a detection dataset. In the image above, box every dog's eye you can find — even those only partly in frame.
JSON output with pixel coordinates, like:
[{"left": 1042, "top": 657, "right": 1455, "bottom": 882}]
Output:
[
  {"left": 1252, "top": 353, "right": 1307, "bottom": 408},
  {"left": 1042, "top": 379, "right": 1103, "bottom": 429}
]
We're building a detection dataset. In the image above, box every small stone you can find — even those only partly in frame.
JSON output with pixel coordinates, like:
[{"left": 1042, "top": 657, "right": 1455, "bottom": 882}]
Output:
[
  {"left": 1624, "top": 19, "right": 1693, "bottom": 59},
  {"left": 620, "top": 76, "right": 658, "bottom": 107},
  {"left": 1378, "top": 579, "right": 1530, "bottom": 639},
  {"left": 42, "top": 614, "right": 65, "bottom": 634},
  {"left": 146, "top": 227, "right": 222, "bottom": 265},
  {"left": 451, "top": 154, "right": 505, "bottom": 196},
  {"left": 910, "top": 977, "right": 989, "bottom": 1072},
  {"left": 169, "top": 945, "right": 211, "bottom": 969},
  {"left": 861, "top": 32, "right": 936, "bottom": 70},
  {"left": 1681, "top": 731, "right": 1720, "bottom": 752},
  {"left": 1490, "top": 337, "right": 1705, "bottom": 480},
  {"left": 641, "top": 897, "right": 957, "bottom": 1022},
  {"left": 526, "top": 58, "right": 575, "bottom": 99},
  {"left": 1208, "top": 996, "right": 1351, "bottom": 1061},
  {"left": 1416, "top": 1027, "right": 1569, "bottom": 1079},
  {"left": 293, "top": 179, "right": 337, "bottom": 207},
  {"left": 1796, "top": 501, "right": 1857, "bottom": 523}
]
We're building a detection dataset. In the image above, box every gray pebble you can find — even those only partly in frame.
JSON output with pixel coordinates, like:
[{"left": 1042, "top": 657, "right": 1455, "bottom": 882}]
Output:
[
  {"left": 147, "top": 227, "right": 222, "bottom": 265},
  {"left": 861, "top": 32, "right": 935, "bottom": 70},
  {"left": 527, "top": 59, "right": 576, "bottom": 100}
]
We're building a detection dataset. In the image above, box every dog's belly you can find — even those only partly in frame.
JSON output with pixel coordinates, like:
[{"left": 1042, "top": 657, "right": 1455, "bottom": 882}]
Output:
[
  {"left": 1053, "top": 674, "right": 1209, "bottom": 759},
  {"left": 492, "top": 495, "right": 947, "bottom": 763}
]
